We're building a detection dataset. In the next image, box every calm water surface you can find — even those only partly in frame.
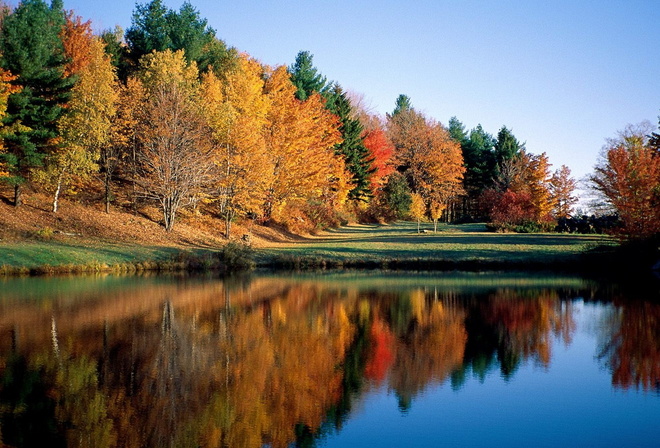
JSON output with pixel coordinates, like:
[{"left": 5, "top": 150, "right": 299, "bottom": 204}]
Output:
[{"left": 0, "top": 271, "right": 658, "bottom": 447}]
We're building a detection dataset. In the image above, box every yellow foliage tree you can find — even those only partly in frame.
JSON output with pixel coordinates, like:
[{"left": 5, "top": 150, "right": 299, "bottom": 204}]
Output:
[
  {"left": 202, "top": 55, "right": 272, "bottom": 238},
  {"left": 139, "top": 49, "right": 199, "bottom": 95},
  {"left": 527, "top": 152, "right": 553, "bottom": 221},
  {"left": 108, "top": 77, "right": 146, "bottom": 213},
  {"left": 43, "top": 21, "right": 118, "bottom": 212},
  {"left": 263, "top": 66, "right": 345, "bottom": 224},
  {"left": 410, "top": 192, "right": 426, "bottom": 233}
]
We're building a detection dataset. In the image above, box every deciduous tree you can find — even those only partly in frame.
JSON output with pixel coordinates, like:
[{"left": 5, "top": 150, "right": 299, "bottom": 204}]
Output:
[
  {"left": 410, "top": 192, "right": 425, "bottom": 233},
  {"left": 388, "top": 103, "right": 464, "bottom": 220},
  {"left": 42, "top": 17, "right": 118, "bottom": 212},
  {"left": 362, "top": 127, "right": 394, "bottom": 190},
  {"left": 550, "top": 165, "right": 577, "bottom": 219},
  {"left": 203, "top": 55, "right": 271, "bottom": 237},
  {"left": 263, "top": 65, "right": 345, "bottom": 224},
  {"left": 591, "top": 124, "right": 660, "bottom": 238},
  {"left": 135, "top": 51, "right": 212, "bottom": 231}
]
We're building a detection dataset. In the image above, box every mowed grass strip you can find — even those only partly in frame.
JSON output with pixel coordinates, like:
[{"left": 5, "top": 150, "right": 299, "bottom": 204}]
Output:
[
  {"left": 258, "top": 222, "right": 615, "bottom": 266},
  {"left": 0, "top": 241, "right": 181, "bottom": 268}
]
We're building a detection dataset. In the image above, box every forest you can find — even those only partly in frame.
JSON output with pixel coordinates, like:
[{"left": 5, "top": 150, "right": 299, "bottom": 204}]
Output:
[{"left": 0, "top": 0, "right": 658, "bottom": 242}]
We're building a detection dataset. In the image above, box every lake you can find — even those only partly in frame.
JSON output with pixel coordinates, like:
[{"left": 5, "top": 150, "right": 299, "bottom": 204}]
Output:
[{"left": 0, "top": 271, "right": 658, "bottom": 447}]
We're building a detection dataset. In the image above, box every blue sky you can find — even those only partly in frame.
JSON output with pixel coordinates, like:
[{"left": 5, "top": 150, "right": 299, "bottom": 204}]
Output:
[{"left": 24, "top": 0, "right": 660, "bottom": 187}]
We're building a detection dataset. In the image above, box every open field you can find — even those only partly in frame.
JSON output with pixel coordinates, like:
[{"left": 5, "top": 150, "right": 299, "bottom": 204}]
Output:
[{"left": 257, "top": 222, "right": 616, "bottom": 269}]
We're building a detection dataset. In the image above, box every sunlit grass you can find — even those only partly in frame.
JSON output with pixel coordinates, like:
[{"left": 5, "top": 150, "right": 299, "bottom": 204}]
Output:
[{"left": 258, "top": 221, "right": 616, "bottom": 267}]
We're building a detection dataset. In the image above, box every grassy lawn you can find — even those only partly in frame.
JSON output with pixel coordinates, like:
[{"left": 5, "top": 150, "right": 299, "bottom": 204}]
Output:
[
  {"left": 0, "top": 240, "right": 183, "bottom": 269},
  {"left": 257, "top": 222, "right": 616, "bottom": 267},
  {"left": 0, "top": 221, "right": 617, "bottom": 274}
]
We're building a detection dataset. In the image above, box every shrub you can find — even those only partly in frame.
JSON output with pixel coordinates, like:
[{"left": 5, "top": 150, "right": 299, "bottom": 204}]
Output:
[
  {"left": 219, "top": 241, "right": 255, "bottom": 271},
  {"left": 35, "top": 226, "right": 55, "bottom": 240}
]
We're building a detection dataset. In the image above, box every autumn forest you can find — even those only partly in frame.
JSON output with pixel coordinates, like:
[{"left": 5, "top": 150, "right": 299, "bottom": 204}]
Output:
[{"left": 0, "top": 0, "right": 658, "bottom": 243}]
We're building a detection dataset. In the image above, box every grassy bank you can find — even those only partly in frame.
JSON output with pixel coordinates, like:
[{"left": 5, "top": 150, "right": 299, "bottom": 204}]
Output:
[
  {"left": 257, "top": 222, "right": 616, "bottom": 271},
  {"left": 0, "top": 221, "right": 618, "bottom": 276},
  {"left": 0, "top": 241, "right": 254, "bottom": 275}
]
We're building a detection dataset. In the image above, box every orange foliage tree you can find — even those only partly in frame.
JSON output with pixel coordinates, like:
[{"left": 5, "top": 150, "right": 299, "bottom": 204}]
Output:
[
  {"left": 263, "top": 65, "right": 346, "bottom": 226},
  {"left": 388, "top": 106, "right": 464, "bottom": 223},
  {"left": 134, "top": 50, "right": 213, "bottom": 232},
  {"left": 591, "top": 124, "right": 660, "bottom": 238}
]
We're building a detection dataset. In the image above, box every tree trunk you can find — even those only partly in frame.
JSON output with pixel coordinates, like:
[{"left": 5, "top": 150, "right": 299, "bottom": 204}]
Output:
[
  {"left": 434, "top": 219, "right": 438, "bottom": 233},
  {"left": 417, "top": 219, "right": 420, "bottom": 234},
  {"left": 163, "top": 197, "right": 176, "bottom": 232},
  {"left": 104, "top": 170, "right": 112, "bottom": 214},
  {"left": 225, "top": 213, "right": 231, "bottom": 239},
  {"left": 13, "top": 184, "right": 22, "bottom": 207},
  {"left": 52, "top": 172, "right": 64, "bottom": 213}
]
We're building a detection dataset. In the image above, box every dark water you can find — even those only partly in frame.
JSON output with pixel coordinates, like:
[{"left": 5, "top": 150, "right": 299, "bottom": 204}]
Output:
[{"left": 0, "top": 272, "right": 658, "bottom": 448}]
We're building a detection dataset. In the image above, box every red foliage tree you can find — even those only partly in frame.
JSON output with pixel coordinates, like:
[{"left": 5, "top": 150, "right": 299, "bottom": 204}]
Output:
[
  {"left": 362, "top": 128, "right": 394, "bottom": 189},
  {"left": 481, "top": 188, "right": 536, "bottom": 226}
]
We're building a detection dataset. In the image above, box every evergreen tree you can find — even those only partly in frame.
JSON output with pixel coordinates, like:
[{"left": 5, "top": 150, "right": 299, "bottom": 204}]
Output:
[
  {"left": 100, "top": 26, "right": 132, "bottom": 81},
  {"left": 448, "top": 116, "right": 467, "bottom": 144},
  {"left": 326, "top": 85, "right": 375, "bottom": 201},
  {"left": 390, "top": 94, "right": 412, "bottom": 117},
  {"left": 288, "top": 50, "right": 330, "bottom": 101},
  {"left": 125, "top": 0, "right": 170, "bottom": 60},
  {"left": 463, "top": 124, "right": 497, "bottom": 196},
  {"left": 125, "top": 0, "right": 231, "bottom": 73},
  {"left": 494, "top": 126, "right": 524, "bottom": 166},
  {"left": 0, "top": 0, "right": 74, "bottom": 206},
  {"left": 383, "top": 172, "right": 412, "bottom": 219},
  {"left": 649, "top": 114, "right": 660, "bottom": 152}
]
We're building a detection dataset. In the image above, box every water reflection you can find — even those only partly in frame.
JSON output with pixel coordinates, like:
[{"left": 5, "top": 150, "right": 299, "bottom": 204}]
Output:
[{"left": 0, "top": 273, "right": 658, "bottom": 447}]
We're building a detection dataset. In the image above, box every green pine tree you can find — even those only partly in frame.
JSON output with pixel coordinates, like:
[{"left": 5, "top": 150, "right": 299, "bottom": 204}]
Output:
[
  {"left": 448, "top": 116, "right": 468, "bottom": 144},
  {"left": 494, "top": 126, "right": 524, "bottom": 166},
  {"left": 0, "top": 0, "right": 74, "bottom": 206},
  {"left": 464, "top": 124, "right": 497, "bottom": 196},
  {"left": 326, "top": 85, "right": 375, "bottom": 201},
  {"left": 125, "top": 0, "right": 233, "bottom": 74},
  {"left": 288, "top": 50, "right": 330, "bottom": 101},
  {"left": 390, "top": 94, "right": 413, "bottom": 117}
]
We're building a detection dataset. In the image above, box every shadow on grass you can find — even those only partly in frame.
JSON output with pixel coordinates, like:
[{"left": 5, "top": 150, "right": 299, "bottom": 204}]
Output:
[{"left": 293, "top": 233, "right": 610, "bottom": 247}]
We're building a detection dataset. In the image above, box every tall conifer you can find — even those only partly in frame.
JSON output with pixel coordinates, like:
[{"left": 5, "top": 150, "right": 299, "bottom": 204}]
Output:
[
  {"left": 288, "top": 51, "right": 330, "bottom": 101},
  {"left": 0, "top": 0, "right": 74, "bottom": 206},
  {"left": 326, "top": 85, "right": 374, "bottom": 201}
]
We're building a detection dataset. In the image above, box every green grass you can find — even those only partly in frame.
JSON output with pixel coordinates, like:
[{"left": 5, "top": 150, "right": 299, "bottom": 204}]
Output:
[
  {"left": 0, "top": 222, "right": 618, "bottom": 275},
  {"left": 0, "top": 241, "right": 180, "bottom": 269},
  {"left": 258, "top": 221, "right": 617, "bottom": 269},
  {"left": 0, "top": 240, "right": 255, "bottom": 275}
]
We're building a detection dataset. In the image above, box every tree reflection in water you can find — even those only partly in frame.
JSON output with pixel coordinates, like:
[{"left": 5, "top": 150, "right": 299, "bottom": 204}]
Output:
[{"left": 0, "top": 273, "right": 657, "bottom": 447}]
